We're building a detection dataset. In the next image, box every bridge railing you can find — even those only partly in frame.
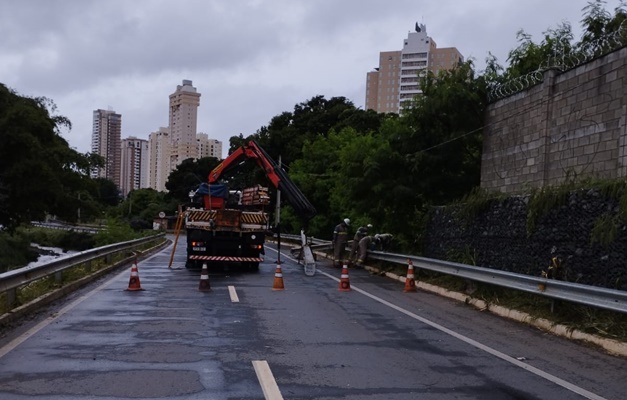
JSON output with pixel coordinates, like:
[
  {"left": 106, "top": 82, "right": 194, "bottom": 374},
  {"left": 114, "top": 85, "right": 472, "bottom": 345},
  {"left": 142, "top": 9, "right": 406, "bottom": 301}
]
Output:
[
  {"left": 280, "top": 234, "right": 627, "bottom": 315},
  {"left": 0, "top": 234, "right": 165, "bottom": 314}
]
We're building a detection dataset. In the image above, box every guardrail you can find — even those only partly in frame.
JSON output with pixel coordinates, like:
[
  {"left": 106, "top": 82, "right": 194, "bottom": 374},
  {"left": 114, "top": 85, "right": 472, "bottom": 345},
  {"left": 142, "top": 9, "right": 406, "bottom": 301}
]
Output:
[
  {"left": 31, "top": 221, "right": 103, "bottom": 234},
  {"left": 279, "top": 234, "right": 627, "bottom": 315},
  {"left": 0, "top": 234, "right": 165, "bottom": 312}
]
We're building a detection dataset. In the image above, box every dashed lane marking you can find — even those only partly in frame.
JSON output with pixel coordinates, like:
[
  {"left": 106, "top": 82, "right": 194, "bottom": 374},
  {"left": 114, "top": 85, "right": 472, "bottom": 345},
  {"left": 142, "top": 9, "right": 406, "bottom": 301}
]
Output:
[
  {"left": 228, "top": 285, "right": 240, "bottom": 302},
  {"left": 252, "top": 360, "right": 284, "bottom": 400}
]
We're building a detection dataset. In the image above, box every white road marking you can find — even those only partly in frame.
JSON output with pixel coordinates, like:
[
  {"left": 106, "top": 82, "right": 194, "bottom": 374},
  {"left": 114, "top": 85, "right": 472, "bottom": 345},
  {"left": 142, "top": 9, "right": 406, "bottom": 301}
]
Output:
[
  {"left": 349, "top": 278, "right": 607, "bottom": 399},
  {"left": 228, "top": 285, "right": 240, "bottom": 302},
  {"left": 0, "top": 252, "right": 162, "bottom": 359},
  {"left": 0, "top": 270, "right": 121, "bottom": 359},
  {"left": 252, "top": 360, "right": 284, "bottom": 400},
  {"left": 266, "top": 246, "right": 608, "bottom": 400}
]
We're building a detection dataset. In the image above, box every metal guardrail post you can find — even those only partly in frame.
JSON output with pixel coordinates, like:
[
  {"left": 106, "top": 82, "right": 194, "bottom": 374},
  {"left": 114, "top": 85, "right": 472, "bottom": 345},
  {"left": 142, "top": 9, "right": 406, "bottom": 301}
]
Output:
[
  {"left": 6, "top": 288, "right": 16, "bottom": 310},
  {"left": 280, "top": 234, "right": 627, "bottom": 315}
]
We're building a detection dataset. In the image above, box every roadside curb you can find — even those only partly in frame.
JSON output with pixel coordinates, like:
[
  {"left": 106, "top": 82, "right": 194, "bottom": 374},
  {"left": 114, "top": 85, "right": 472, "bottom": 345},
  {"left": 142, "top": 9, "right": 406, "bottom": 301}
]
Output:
[{"left": 367, "top": 265, "right": 627, "bottom": 358}]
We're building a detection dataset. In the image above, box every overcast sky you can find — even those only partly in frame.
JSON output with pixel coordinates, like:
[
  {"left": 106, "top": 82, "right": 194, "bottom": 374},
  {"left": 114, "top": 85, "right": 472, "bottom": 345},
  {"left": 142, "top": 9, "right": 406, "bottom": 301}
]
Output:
[{"left": 1, "top": 0, "right": 622, "bottom": 158}]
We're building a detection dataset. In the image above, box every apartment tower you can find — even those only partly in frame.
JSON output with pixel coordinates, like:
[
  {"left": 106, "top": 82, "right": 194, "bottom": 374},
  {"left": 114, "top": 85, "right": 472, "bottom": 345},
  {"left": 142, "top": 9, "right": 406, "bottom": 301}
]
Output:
[
  {"left": 148, "top": 127, "right": 170, "bottom": 192},
  {"left": 91, "top": 109, "right": 122, "bottom": 187},
  {"left": 120, "top": 136, "right": 149, "bottom": 197},
  {"left": 169, "top": 80, "right": 200, "bottom": 171},
  {"left": 366, "top": 23, "right": 463, "bottom": 114},
  {"left": 197, "top": 133, "right": 223, "bottom": 159}
]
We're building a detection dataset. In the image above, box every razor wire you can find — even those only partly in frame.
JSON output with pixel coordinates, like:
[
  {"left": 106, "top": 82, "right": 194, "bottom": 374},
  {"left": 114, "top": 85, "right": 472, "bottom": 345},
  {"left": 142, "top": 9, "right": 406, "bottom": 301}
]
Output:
[{"left": 488, "top": 20, "right": 627, "bottom": 102}]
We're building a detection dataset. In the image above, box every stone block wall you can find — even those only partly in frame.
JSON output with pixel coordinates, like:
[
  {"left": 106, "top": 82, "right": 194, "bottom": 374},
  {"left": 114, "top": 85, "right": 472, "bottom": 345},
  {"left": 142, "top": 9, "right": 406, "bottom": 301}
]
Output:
[
  {"left": 423, "top": 189, "right": 627, "bottom": 291},
  {"left": 481, "top": 46, "right": 627, "bottom": 194}
]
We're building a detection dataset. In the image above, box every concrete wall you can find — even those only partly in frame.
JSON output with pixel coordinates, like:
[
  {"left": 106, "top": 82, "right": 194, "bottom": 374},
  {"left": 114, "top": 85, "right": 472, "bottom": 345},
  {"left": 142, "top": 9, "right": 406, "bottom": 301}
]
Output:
[{"left": 481, "top": 46, "right": 627, "bottom": 193}]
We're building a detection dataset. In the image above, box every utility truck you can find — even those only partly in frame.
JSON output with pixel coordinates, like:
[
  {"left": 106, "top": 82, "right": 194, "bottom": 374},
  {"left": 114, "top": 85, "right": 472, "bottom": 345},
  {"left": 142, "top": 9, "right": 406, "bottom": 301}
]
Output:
[{"left": 182, "top": 140, "right": 316, "bottom": 270}]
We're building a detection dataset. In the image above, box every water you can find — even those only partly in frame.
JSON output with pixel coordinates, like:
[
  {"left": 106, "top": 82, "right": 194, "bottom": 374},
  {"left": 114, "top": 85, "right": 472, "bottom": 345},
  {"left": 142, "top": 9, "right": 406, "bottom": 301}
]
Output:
[{"left": 27, "top": 244, "right": 77, "bottom": 267}]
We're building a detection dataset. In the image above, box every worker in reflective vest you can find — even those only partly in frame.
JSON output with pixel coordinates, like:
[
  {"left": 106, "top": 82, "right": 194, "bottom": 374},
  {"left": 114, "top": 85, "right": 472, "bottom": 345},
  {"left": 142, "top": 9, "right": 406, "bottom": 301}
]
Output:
[{"left": 332, "top": 218, "right": 350, "bottom": 267}]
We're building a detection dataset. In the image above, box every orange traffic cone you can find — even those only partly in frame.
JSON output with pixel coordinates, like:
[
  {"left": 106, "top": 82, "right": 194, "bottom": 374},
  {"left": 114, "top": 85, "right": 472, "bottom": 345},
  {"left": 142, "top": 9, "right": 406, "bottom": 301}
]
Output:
[
  {"left": 338, "top": 264, "right": 351, "bottom": 292},
  {"left": 272, "top": 263, "right": 285, "bottom": 291},
  {"left": 404, "top": 259, "right": 417, "bottom": 292},
  {"left": 198, "top": 263, "right": 211, "bottom": 292},
  {"left": 126, "top": 262, "right": 144, "bottom": 291}
]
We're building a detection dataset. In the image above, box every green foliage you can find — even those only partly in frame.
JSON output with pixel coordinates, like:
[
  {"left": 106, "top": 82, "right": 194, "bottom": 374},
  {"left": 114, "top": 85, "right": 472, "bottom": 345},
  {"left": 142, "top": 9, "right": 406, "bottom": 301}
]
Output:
[
  {"left": 0, "top": 84, "right": 103, "bottom": 230},
  {"left": 255, "top": 95, "right": 385, "bottom": 166},
  {"left": 0, "top": 230, "right": 39, "bottom": 271},
  {"left": 445, "top": 245, "right": 479, "bottom": 266},
  {"left": 165, "top": 157, "right": 221, "bottom": 203},
  {"left": 93, "top": 219, "right": 144, "bottom": 247},
  {"left": 590, "top": 213, "right": 618, "bottom": 249},
  {"left": 454, "top": 187, "right": 508, "bottom": 224},
  {"left": 92, "top": 177, "right": 121, "bottom": 208},
  {"left": 115, "top": 188, "right": 174, "bottom": 229},
  {"left": 526, "top": 183, "right": 575, "bottom": 234},
  {"left": 400, "top": 60, "right": 486, "bottom": 207},
  {"left": 506, "top": 22, "right": 575, "bottom": 77},
  {"left": 580, "top": 0, "right": 627, "bottom": 55}
]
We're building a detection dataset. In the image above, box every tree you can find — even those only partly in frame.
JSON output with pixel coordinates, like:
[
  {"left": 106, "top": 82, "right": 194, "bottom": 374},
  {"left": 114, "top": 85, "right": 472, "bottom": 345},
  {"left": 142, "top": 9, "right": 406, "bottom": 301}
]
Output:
[
  {"left": 254, "top": 95, "right": 382, "bottom": 167},
  {"left": 92, "top": 177, "right": 121, "bottom": 208},
  {"left": 165, "top": 157, "right": 221, "bottom": 203},
  {"left": 579, "top": 0, "right": 627, "bottom": 55},
  {"left": 0, "top": 84, "right": 101, "bottom": 230},
  {"left": 399, "top": 60, "right": 486, "bottom": 205}
]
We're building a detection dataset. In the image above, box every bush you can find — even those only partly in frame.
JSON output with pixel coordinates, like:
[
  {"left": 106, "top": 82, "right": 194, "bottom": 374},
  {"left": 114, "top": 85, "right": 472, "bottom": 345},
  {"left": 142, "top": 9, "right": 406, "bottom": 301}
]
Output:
[
  {"left": 0, "top": 230, "right": 39, "bottom": 272},
  {"left": 93, "top": 219, "right": 142, "bottom": 247}
]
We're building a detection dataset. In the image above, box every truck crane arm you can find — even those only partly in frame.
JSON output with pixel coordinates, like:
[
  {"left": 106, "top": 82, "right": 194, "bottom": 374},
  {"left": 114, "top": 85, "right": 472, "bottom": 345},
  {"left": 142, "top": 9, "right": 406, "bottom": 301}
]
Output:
[{"left": 208, "top": 140, "right": 316, "bottom": 221}]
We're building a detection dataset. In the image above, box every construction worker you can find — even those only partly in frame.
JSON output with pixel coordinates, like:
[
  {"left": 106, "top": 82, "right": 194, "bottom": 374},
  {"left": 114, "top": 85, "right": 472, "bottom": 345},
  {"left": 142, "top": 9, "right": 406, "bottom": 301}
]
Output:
[
  {"left": 375, "top": 233, "right": 394, "bottom": 251},
  {"left": 349, "top": 223, "right": 372, "bottom": 265},
  {"left": 355, "top": 235, "right": 380, "bottom": 268},
  {"left": 332, "top": 218, "right": 350, "bottom": 267}
]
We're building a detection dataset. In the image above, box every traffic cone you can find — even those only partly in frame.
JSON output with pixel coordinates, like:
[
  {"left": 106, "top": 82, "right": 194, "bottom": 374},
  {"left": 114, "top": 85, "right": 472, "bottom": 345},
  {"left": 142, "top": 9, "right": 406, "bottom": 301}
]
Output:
[
  {"left": 126, "top": 262, "right": 144, "bottom": 291},
  {"left": 272, "top": 262, "right": 285, "bottom": 291},
  {"left": 198, "top": 263, "right": 211, "bottom": 292},
  {"left": 338, "top": 264, "right": 351, "bottom": 292},
  {"left": 404, "top": 259, "right": 417, "bottom": 292}
]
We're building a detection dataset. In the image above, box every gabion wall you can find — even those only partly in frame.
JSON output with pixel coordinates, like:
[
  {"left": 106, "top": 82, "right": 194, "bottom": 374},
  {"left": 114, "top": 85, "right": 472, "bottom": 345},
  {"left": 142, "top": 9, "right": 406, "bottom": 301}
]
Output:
[{"left": 424, "top": 189, "right": 627, "bottom": 291}]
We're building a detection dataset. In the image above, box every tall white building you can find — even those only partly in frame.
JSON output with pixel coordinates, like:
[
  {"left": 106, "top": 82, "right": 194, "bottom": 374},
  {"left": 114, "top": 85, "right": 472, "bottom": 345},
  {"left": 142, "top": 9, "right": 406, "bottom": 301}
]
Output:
[
  {"left": 146, "top": 81, "right": 225, "bottom": 193},
  {"left": 169, "top": 80, "right": 200, "bottom": 170},
  {"left": 366, "top": 24, "right": 463, "bottom": 113},
  {"left": 120, "top": 136, "right": 149, "bottom": 198},
  {"left": 91, "top": 109, "right": 122, "bottom": 187},
  {"left": 197, "top": 133, "right": 223, "bottom": 159},
  {"left": 148, "top": 127, "right": 170, "bottom": 192}
]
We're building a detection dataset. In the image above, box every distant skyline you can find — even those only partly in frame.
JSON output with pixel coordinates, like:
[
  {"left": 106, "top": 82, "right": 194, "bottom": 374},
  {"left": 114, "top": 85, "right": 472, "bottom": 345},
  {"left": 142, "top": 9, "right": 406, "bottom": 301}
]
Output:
[{"left": 1, "top": 0, "right": 622, "bottom": 158}]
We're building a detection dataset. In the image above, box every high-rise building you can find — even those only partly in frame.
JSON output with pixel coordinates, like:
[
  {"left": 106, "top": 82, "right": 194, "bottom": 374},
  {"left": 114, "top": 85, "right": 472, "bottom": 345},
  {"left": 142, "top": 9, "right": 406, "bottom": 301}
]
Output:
[
  {"left": 365, "top": 23, "right": 463, "bottom": 114},
  {"left": 169, "top": 80, "right": 200, "bottom": 170},
  {"left": 91, "top": 109, "right": 122, "bottom": 187},
  {"left": 120, "top": 136, "right": 149, "bottom": 198},
  {"left": 148, "top": 127, "right": 170, "bottom": 192},
  {"left": 197, "top": 133, "right": 223, "bottom": 160}
]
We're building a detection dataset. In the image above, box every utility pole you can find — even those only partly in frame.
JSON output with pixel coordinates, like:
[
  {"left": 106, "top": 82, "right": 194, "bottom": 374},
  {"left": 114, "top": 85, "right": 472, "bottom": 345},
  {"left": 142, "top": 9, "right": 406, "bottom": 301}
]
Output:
[{"left": 275, "top": 156, "right": 282, "bottom": 264}]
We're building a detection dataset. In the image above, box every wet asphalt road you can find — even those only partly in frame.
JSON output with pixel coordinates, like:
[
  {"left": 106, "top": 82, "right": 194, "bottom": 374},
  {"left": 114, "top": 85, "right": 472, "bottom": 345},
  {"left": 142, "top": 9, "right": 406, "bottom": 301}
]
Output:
[{"left": 0, "top": 239, "right": 624, "bottom": 399}]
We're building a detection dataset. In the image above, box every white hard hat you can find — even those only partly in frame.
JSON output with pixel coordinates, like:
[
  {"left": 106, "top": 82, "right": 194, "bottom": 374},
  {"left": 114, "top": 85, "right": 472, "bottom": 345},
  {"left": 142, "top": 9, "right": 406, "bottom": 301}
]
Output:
[
  {"left": 367, "top": 224, "right": 373, "bottom": 228},
  {"left": 344, "top": 218, "right": 350, "bottom": 225}
]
